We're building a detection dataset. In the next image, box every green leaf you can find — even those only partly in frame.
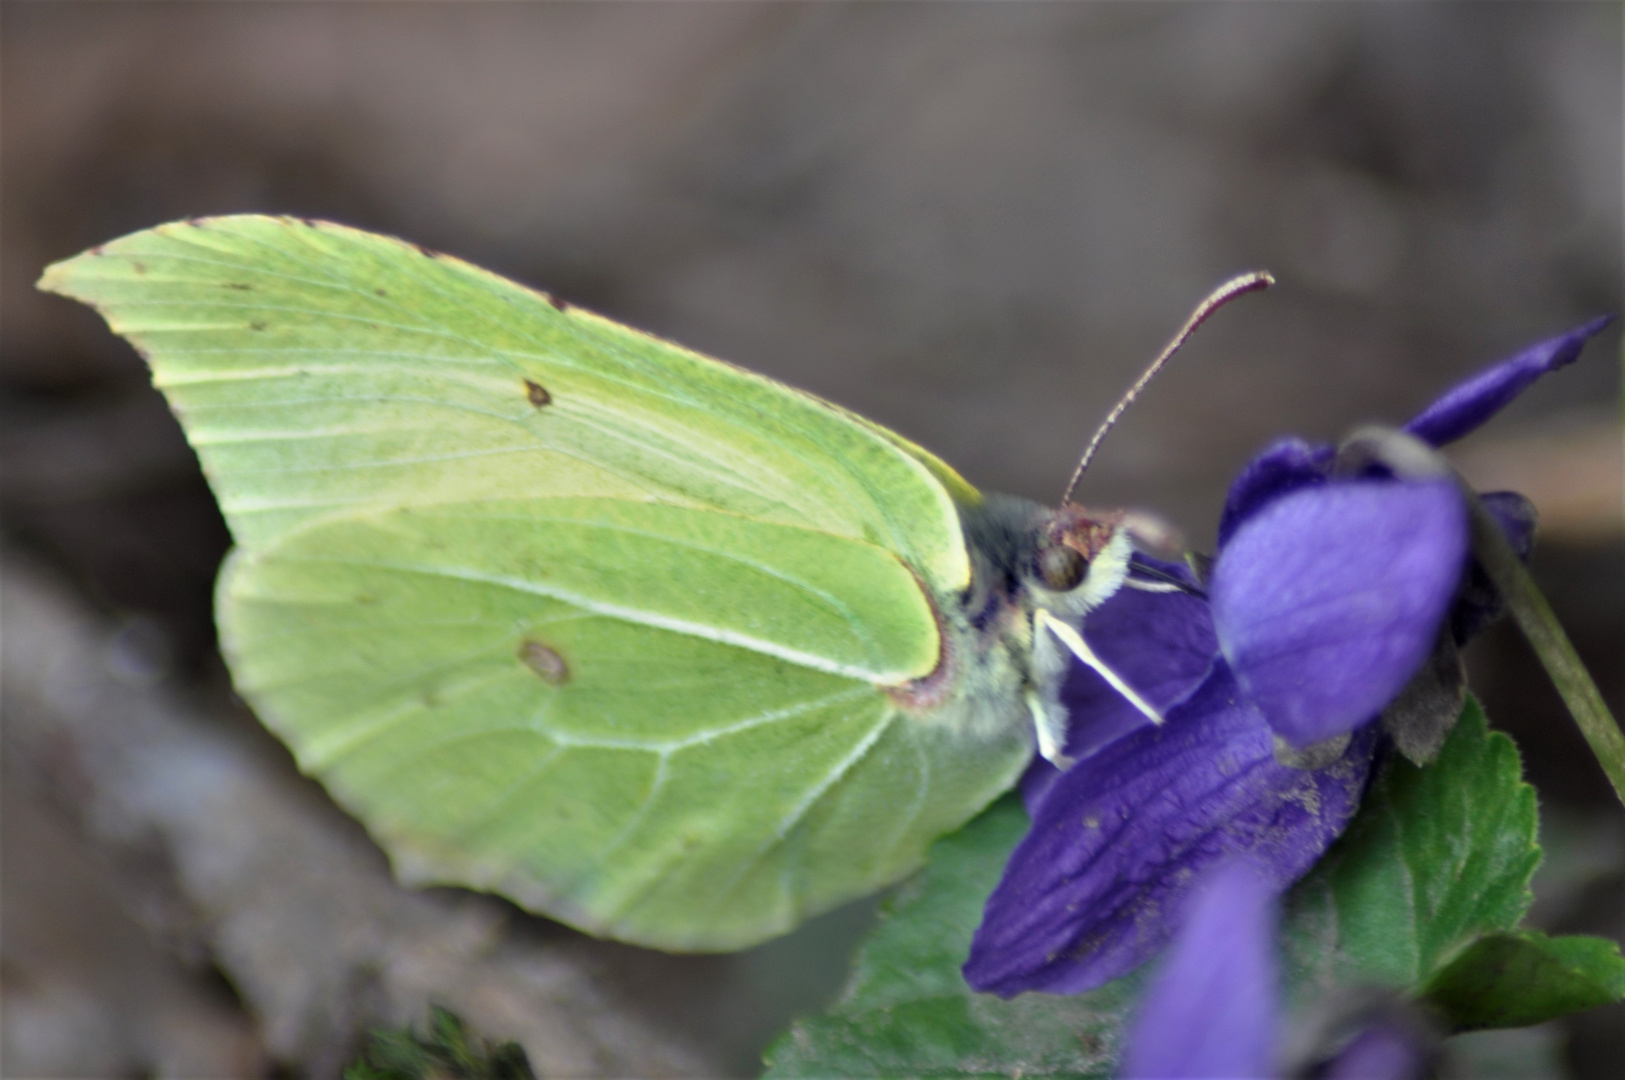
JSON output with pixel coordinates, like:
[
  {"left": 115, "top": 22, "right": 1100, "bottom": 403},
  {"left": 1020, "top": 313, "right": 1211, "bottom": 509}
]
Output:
[
  {"left": 1422, "top": 930, "right": 1625, "bottom": 1031},
  {"left": 344, "top": 1007, "right": 535, "bottom": 1080},
  {"left": 1282, "top": 697, "right": 1541, "bottom": 996},
  {"left": 764, "top": 797, "right": 1140, "bottom": 1079}
]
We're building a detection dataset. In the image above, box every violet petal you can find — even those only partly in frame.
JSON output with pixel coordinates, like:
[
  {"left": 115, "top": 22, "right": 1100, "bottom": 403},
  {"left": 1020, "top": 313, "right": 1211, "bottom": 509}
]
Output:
[
  {"left": 1212, "top": 480, "right": 1468, "bottom": 747},
  {"left": 1025, "top": 556, "right": 1220, "bottom": 811},
  {"left": 1402, "top": 317, "right": 1613, "bottom": 448},
  {"left": 1017, "top": 756, "right": 1066, "bottom": 818},
  {"left": 965, "top": 667, "right": 1376, "bottom": 997},
  {"left": 1119, "top": 859, "right": 1279, "bottom": 1080},
  {"left": 1065, "top": 557, "right": 1219, "bottom": 761},
  {"left": 1451, "top": 491, "right": 1538, "bottom": 644},
  {"left": 1218, "top": 437, "right": 1335, "bottom": 547},
  {"left": 1323, "top": 1021, "right": 1430, "bottom": 1080},
  {"left": 1479, "top": 490, "right": 1538, "bottom": 561}
]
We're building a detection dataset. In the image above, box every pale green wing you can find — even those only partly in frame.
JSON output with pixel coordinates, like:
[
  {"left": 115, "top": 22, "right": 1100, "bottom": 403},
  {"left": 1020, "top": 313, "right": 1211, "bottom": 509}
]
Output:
[
  {"left": 38, "top": 216, "right": 971, "bottom": 594},
  {"left": 39, "top": 217, "right": 1030, "bottom": 948},
  {"left": 222, "top": 500, "right": 1030, "bottom": 948}
]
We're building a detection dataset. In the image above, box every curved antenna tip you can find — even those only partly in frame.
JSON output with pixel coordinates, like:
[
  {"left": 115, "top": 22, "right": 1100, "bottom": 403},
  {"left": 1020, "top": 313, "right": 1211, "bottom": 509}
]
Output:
[{"left": 1058, "top": 270, "right": 1275, "bottom": 508}]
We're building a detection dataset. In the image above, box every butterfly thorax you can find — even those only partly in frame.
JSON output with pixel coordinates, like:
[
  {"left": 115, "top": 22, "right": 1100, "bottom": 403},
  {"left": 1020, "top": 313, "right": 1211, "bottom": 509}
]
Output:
[{"left": 890, "top": 493, "right": 1133, "bottom": 757}]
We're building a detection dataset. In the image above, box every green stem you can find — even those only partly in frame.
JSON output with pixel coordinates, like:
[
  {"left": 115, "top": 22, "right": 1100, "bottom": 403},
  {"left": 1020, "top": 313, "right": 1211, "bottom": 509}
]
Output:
[{"left": 1465, "top": 492, "right": 1625, "bottom": 809}]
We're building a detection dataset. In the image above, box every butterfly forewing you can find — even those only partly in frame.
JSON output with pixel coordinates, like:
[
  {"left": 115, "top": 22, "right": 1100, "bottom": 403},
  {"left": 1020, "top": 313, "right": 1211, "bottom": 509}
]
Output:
[{"left": 41, "top": 217, "right": 969, "bottom": 592}]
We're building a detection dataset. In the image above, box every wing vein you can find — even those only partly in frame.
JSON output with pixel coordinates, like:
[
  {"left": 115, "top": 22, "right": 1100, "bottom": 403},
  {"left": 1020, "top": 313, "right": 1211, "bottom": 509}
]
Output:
[
  {"left": 700, "top": 706, "right": 898, "bottom": 919},
  {"left": 286, "top": 554, "right": 897, "bottom": 681}
]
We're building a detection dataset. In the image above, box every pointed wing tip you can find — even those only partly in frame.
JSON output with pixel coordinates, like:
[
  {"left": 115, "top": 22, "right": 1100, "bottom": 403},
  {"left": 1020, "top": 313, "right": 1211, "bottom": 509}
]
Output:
[
  {"left": 35, "top": 248, "right": 115, "bottom": 301},
  {"left": 35, "top": 215, "right": 364, "bottom": 298},
  {"left": 35, "top": 261, "right": 70, "bottom": 295}
]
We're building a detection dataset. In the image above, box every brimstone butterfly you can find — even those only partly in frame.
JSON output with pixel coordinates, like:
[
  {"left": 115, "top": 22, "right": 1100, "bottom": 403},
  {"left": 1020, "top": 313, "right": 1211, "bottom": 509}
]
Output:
[{"left": 39, "top": 217, "right": 1264, "bottom": 950}]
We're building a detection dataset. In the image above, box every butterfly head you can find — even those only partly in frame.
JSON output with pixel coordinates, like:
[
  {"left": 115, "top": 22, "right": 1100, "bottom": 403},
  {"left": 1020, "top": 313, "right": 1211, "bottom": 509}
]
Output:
[
  {"left": 1028, "top": 504, "right": 1134, "bottom": 619},
  {"left": 956, "top": 495, "right": 1135, "bottom": 631},
  {"left": 949, "top": 495, "right": 1152, "bottom": 764}
]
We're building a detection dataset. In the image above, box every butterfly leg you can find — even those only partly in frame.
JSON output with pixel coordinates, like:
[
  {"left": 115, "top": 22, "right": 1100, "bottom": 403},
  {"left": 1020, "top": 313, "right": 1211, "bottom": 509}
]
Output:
[
  {"left": 1123, "top": 578, "right": 1186, "bottom": 593},
  {"left": 1034, "top": 608, "right": 1164, "bottom": 726},
  {"left": 1026, "top": 688, "right": 1075, "bottom": 769}
]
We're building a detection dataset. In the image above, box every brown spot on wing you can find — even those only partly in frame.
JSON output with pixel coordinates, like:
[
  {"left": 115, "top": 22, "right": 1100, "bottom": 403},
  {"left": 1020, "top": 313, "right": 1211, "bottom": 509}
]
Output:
[
  {"left": 547, "top": 293, "right": 569, "bottom": 312},
  {"left": 523, "top": 379, "right": 552, "bottom": 408},
  {"left": 248, "top": 320, "right": 268, "bottom": 332},
  {"left": 519, "top": 640, "right": 569, "bottom": 685}
]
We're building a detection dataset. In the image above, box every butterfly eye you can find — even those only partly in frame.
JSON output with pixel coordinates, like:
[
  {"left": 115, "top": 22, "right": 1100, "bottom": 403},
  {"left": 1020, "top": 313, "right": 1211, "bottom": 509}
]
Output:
[{"left": 1038, "top": 544, "right": 1087, "bottom": 591}]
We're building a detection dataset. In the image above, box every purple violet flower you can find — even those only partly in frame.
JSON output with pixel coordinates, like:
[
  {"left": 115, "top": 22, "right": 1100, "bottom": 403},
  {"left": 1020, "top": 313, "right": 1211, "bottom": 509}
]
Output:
[
  {"left": 1120, "top": 858, "right": 1433, "bottom": 1080},
  {"left": 1213, "top": 315, "right": 1612, "bottom": 749},
  {"left": 1212, "top": 478, "right": 1468, "bottom": 748},
  {"left": 1119, "top": 858, "right": 1279, "bottom": 1080},
  {"left": 965, "top": 318, "right": 1613, "bottom": 999},
  {"left": 965, "top": 664, "right": 1377, "bottom": 997}
]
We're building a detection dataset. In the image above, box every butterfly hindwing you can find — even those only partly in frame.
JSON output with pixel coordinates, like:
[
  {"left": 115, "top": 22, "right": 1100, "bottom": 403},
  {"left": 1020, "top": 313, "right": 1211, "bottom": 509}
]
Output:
[{"left": 220, "top": 501, "right": 1028, "bottom": 947}]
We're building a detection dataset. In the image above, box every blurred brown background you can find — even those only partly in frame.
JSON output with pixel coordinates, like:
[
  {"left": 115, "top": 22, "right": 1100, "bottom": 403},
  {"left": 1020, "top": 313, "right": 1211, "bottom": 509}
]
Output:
[{"left": 3, "top": 4, "right": 1621, "bottom": 1077}]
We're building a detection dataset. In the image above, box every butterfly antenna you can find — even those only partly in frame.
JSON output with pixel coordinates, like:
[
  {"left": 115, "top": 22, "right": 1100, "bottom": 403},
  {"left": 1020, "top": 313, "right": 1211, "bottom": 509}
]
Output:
[{"left": 1058, "top": 270, "right": 1275, "bottom": 508}]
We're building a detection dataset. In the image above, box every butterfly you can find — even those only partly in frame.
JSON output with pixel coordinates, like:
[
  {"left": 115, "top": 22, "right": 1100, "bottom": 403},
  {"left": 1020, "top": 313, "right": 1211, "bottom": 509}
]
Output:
[{"left": 39, "top": 216, "right": 1264, "bottom": 950}]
